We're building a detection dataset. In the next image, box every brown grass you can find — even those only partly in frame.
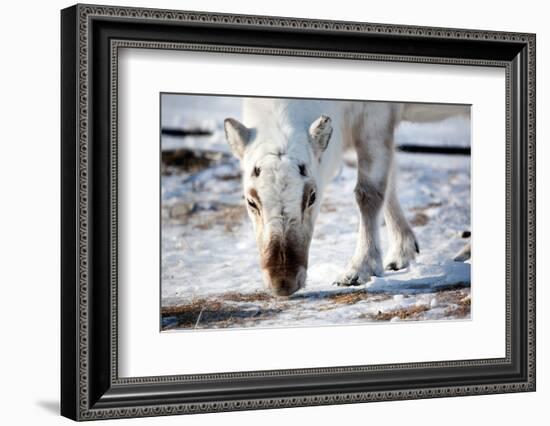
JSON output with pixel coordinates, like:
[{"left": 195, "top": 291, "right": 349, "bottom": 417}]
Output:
[
  {"left": 318, "top": 292, "right": 390, "bottom": 311},
  {"left": 162, "top": 288, "right": 471, "bottom": 329},
  {"left": 440, "top": 290, "right": 471, "bottom": 319},
  {"left": 193, "top": 205, "right": 247, "bottom": 232},
  {"left": 357, "top": 289, "right": 471, "bottom": 322},
  {"left": 161, "top": 148, "right": 225, "bottom": 174},
  {"left": 166, "top": 202, "right": 246, "bottom": 231},
  {"left": 219, "top": 291, "right": 274, "bottom": 303},
  {"left": 161, "top": 299, "right": 223, "bottom": 317},
  {"left": 410, "top": 212, "right": 430, "bottom": 227},
  {"left": 327, "top": 292, "right": 368, "bottom": 304},
  {"left": 445, "top": 303, "right": 470, "bottom": 319},
  {"left": 410, "top": 201, "right": 443, "bottom": 212},
  {"left": 369, "top": 304, "right": 430, "bottom": 321},
  {"left": 161, "top": 295, "right": 283, "bottom": 329},
  {"left": 435, "top": 288, "right": 470, "bottom": 305},
  {"left": 216, "top": 173, "right": 241, "bottom": 181},
  {"left": 320, "top": 203, "right": 338, "bottom": 213}
]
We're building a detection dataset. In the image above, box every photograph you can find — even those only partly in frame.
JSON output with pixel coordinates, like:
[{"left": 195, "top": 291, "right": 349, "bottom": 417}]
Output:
[
  {"left": 57, "top": 3, "right": 537, "bottom": 420},
  {"left": 160, "top": 94, "right": 472, "bottom": 331}
]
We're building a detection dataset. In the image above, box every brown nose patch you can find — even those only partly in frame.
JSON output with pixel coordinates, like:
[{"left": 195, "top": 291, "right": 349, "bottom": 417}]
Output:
[
  {"left": 270, "top": 278, "right": 297, "bottom": 296},
  {"left": 261, "top": 236, "right": 306, "bottom": 279}
]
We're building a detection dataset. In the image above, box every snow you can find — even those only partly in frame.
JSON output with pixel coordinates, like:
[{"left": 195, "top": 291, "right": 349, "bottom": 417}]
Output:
[
  {"left": 395, "top": 116, "right": 471, "bottom": 147},
  {"left": 160, "top": 95, "right": 471, "bottom": 330},
  {"left": 161, "top": 94, "right": 471, "bottom": 150}
]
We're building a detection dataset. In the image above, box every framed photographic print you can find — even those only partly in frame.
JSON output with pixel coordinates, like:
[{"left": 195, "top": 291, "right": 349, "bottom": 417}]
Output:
[{"left": 61, "top": 4, "right": 536, "bottom": 421}]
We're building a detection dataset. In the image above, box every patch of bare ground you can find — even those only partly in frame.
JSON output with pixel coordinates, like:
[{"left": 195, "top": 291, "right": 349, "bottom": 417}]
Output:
[
  {"left": 193, "top": 205, "right": 246, "bottom": 232},
  {"left": 161, "top": 295, "right": 283, "bottom": 329},
  {"left": 408, "top": 201, "right": 443, "bottom": 227},
  {"left": 320, "top": 202, "right": 338, "bottom": 213},
  {"left": 318, "top": 292, "right": 391, "bottom": 311},
  {"left": 369, "top": 304, "right": 430, "bottom": 321},
  {"left": 440, "top": 289, "right": 471, "bottom": 319},
  {"left": 219, "top": 291, "right": 273, "bottom": 303},
  {"left": 444, "top": 302, "right": 470, "bottom": 319},
  {"left": 162, "top": 287, "right": 471, "bottom": 329},
  {"left": 326, "top": 292, "right": 369, "bottom": 304},
  {"left": 410, "top": 212, "right": 430, "bottom": 227},
  {"left": 359, "top": 288, "right": 471, "bottom": 321},
  {"left": 161, "top": 148, "right": 226, "bottom": 175},
  {"left": 166, "top": 202, "right": 246, "bottom": 231},
  {"left": 410, "top": 201, "right": 443, "bottom": 212},
  {"left": 435, "top": 288, "right": 470, "bottom": 305}
]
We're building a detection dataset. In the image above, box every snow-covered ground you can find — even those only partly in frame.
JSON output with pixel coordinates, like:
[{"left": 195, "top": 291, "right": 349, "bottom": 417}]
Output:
[{"left": 160, "top": 95, "right": 471, "bottom": 331}]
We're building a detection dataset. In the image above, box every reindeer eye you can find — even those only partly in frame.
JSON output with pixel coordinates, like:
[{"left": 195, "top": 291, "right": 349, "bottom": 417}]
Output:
[
  {"left": 247, "top": 199, "right": 259, "bottom": 212},
  {"left": 252, "top": 166, "right": 261, "bottom": 177},
  {"left": 308, "top": 191, "right": 316, "bottom": 207}
]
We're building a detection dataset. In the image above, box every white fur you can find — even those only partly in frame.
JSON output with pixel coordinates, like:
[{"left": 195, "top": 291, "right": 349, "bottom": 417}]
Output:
[
  {"left": 225, "top": 99, "right": 464, "bottom": 294},
  {"left": 241, "top": 98, "right": 343, "bottom": 189}
]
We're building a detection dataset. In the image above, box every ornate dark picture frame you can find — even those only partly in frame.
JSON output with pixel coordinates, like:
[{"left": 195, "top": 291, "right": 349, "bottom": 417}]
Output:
[{"left": 61, "top": 4, "right": 536, "bottom": 421}]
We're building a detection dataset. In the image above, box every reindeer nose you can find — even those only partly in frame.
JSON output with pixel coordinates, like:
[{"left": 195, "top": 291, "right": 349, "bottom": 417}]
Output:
[
  {"left": 271, "top": 278, "right": 297, "bottom": 296},
  {"left": 265, "top": 268, "right": 306, "bottom": 297}
]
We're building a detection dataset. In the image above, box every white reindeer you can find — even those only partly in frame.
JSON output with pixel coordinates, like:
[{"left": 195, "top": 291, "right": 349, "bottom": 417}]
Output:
[{"left": 224, "top": 99, "right": 467, "bottom": 296}]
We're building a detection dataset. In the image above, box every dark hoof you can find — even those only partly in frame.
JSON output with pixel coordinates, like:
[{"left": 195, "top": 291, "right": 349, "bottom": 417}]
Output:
[
  {"left": 333, "top": 275, "right": 360, "bottom": 287},
  {"left": 385, "top": 262, "right": 399, "bottom": 271}
]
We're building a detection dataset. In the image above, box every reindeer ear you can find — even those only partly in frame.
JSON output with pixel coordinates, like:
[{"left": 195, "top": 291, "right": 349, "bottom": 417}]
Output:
[
  {"left": 224, "top": 118, "right": 251, "bottom": 159},
  {"left": 308, "top": 115, "right": 332, "bottom": 157}
]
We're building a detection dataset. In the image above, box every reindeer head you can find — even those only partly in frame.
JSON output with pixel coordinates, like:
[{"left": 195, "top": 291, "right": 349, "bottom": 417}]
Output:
[{"left": 224, "top": 114, "right": 333, "bottom": 296}]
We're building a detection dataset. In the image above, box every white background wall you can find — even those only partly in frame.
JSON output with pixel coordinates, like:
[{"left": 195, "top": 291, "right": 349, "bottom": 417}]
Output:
[{"left": 0, "top": 0, "right": 546, "bottom": 424}]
